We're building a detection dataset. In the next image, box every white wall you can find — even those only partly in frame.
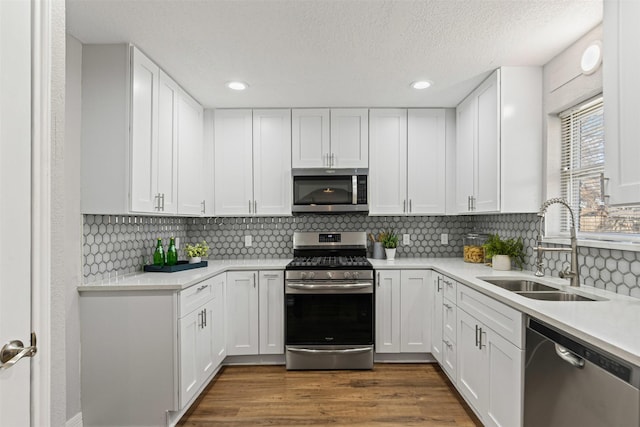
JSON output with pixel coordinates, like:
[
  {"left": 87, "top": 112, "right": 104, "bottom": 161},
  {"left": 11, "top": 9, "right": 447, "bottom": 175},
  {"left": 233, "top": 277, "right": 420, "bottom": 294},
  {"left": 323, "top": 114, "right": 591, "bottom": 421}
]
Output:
[
  {"left": 65, "top": 34, "right": 83, "bottom": 423},
  {"left": 543, "top": 23, "right": 603, "bottom": 234}
]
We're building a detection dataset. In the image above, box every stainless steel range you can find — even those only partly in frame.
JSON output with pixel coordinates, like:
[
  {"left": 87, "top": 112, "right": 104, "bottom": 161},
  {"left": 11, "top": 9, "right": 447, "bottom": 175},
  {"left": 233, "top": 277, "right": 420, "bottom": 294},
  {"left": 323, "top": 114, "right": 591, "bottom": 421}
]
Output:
[{"left": 285, "top": 232, "right": 374, "bottom": 370}]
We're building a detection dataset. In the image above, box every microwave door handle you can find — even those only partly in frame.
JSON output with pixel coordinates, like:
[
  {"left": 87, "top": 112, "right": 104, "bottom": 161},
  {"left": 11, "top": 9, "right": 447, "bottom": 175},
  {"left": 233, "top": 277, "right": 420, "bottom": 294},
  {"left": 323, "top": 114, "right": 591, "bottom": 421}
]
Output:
[{"left": 352, "top": 175, "right": 357, "bottom": 204}]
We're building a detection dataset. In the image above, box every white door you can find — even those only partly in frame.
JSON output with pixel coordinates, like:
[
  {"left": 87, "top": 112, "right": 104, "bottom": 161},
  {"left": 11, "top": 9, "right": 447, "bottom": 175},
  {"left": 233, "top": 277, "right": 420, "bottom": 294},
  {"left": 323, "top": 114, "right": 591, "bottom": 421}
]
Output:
[
  {"left": 375, "top": 270, "right": 401, "bottom": 353},
  {"left": 430, "top": 273, "right": 444, "bottom": 363},
  {"left": 211, "top": 274, "right": 226, "bottom": 366},
  {"left": 456, "top": 308, "right": 486, "bottom": 418},
  {"left": 178, "top": 308, "right": 200, "bottom": 408},
  {"left": 0, "top": 2, "right": 33, "bottom": 424},
  {"left": 455, "top": 95, "right": 475, "bottom": 213},
  {"left": 407, "top": 109, "right": 447, "bottom": 215},
  {"left": 177, "top": 92, "right": 204, "bottom": 215},
  {"left": 157, "top": 71, "right": 179, "bottom": 214},
  {"left": 399, "top": 270, "right": 431, "bottom": 353},
  {"left": 369, "top": 109, "right": 407, "bottom": 215},
  {"left": 213, "top": 109, "right": 253, "bottom": 215},
  {"left": 330, "top": 108, "right": 369, "bottom": 168},
  {"left": 258, "top": 271, "right": 285, "bottom": 355},
  {"left": 226, "top": 272, "right": 259, "bottom": 355},
  {"left": 475, "top": 71, "right": 500, "bottom": 213},
  {"left": 253, "top": 110, "right": 292, "bottom": 216},
  {"left": 292, "top": 108, "right": 330, "bottom": 168}
]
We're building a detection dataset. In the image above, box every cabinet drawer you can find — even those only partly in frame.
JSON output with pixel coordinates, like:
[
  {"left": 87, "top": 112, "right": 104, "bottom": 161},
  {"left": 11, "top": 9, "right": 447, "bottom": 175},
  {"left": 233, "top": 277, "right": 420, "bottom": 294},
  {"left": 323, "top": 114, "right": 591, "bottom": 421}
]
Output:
[
  {"left": 457, "top": 284, "right": 523, "bottom": 348},
  {"left": 443, "top": 300, "right": 457, "bottom": 343},
  {"left": 179, "top": 277, "right": 215, "bottom": 317},
  {"left": 442, "top": 338, "right": 457, "bottom": 383},
  {"left": 443, "top": 276, "right": 457, "bottom": 303}
]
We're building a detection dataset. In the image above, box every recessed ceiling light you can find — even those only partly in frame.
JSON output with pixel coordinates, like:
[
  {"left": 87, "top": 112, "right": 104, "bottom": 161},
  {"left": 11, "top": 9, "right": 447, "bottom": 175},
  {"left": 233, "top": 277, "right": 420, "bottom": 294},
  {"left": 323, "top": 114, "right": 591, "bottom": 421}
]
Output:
[
  {"left": 226, "top": 81, "right": 249, "bottom": 91},
  {"left": 580, "top": 41, "right": 602, "bottom": 75},
  {"left": 411, "top": 81, "right": 432, "bottom": 90}
]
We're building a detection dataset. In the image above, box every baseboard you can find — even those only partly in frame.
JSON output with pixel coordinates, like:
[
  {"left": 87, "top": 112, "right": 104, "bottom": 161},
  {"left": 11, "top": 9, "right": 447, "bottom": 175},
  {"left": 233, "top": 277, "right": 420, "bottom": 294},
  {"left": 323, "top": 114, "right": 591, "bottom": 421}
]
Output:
[
  {"left": 65, "top": 412, "right": 83, "bottom": 427},
  {"left": 374, "top": 353, "right": 436, "bottom": 363}
]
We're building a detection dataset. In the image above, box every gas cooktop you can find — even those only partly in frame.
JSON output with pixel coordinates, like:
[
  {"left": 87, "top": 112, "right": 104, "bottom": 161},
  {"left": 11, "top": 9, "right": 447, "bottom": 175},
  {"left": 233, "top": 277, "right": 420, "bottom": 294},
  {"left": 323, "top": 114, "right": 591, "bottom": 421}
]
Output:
[{"left": 286, "top": 255, "right": 372, "bottom": 270}]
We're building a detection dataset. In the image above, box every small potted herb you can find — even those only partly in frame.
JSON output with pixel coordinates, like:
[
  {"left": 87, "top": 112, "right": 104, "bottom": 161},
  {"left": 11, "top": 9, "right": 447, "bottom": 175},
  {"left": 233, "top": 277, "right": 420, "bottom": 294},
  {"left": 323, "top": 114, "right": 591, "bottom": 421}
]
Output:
[
  {"left": 483, "top": 234, "right": 525, "bottom": 271},
  {"left": 380, "top": 229, "right": 399, "bottom": 260},
  {"left": 184, "top": 241, "right": 210, "bottom": 264}
]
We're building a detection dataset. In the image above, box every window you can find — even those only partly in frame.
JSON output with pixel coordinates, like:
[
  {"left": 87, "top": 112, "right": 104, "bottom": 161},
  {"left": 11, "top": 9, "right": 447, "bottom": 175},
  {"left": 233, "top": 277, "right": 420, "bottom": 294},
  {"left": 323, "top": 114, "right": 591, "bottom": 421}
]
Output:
[{"left": 560, "top": 96, "right": 640, "bottom": 234}]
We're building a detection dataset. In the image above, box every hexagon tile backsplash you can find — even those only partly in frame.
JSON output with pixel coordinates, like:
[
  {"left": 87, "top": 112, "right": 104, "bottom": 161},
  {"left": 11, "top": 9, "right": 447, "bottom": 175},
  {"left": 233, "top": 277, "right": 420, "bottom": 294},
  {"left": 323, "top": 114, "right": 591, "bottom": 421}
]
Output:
[{"left": 83, "top": 212, "right": 640, "bottom": 298}]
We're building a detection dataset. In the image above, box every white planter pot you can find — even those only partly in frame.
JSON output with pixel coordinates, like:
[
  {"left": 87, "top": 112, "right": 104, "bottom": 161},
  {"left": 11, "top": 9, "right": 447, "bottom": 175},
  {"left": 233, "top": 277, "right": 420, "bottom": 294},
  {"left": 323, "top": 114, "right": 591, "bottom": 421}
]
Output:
[
  {"left": 384, "top": 248, "right": 396, "bottom": 260},
  {"left": 188, "top": 256, "right": 202, "bottom": 264},
  {"left": 492, "top": 255, "right": 511, "bottom": 271}
]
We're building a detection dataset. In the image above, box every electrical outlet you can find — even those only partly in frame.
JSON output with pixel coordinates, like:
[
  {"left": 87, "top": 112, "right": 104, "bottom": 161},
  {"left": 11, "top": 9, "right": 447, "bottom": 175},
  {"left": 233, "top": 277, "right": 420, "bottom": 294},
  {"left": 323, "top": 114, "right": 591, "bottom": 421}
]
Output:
[
  {"left": 441, "top": 233, "right": 449, "bottom": 245},
  {"left": 403, "top": 234, "right": 411, "bottom": 245},
  {"left": 244, "top": 235, "right": 253, "bottom": 247}
]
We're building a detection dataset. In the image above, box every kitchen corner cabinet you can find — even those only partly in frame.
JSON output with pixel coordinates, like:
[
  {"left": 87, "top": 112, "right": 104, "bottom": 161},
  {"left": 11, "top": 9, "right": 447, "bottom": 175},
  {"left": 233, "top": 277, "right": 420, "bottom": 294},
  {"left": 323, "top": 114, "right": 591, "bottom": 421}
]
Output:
[
  {"left": 81, "top": 44, "right": 205, "bottom": 215},
  {"left": 455, "top": 67, "right": 542, "bottom": 214},
  {"left": 226, "top": 271, "right": 284, "bottom": 356},
  {"left": 369, "top": 109, "right": 447, "bottom": 215},
  {"left": 430, "top": 273, "right": 444, "bottom": 364},
  {"left": 375, "top": 270, "right": 431, "bottom": 353},
  {"left": 604, "top": 0, "right": 640, "bottom": 205},
  {"left": 456, "top": 285, "right": 524, "bottom": 427},
  {"left": 214, "top": 109, "right": 291, "bottom": 216},
  {"left": 176, "top": 92, "right": 205, "bottom": 215},
  {"left": 291, "top": 108, "right": 368, "bottom": 168}
]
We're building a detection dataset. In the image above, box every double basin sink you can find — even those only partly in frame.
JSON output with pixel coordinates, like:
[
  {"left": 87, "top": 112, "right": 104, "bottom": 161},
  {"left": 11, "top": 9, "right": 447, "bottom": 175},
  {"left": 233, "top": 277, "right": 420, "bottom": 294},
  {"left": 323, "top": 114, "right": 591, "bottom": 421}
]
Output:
[{"left": 479, "top": 278, "right": 603, "bottom": 302}]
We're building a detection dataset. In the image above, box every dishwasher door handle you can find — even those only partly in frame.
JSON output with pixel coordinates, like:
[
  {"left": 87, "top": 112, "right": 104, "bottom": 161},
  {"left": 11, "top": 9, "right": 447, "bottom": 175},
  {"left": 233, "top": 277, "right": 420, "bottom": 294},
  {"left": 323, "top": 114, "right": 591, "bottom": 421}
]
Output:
[{"left": 555, "top": 344, "right": 585, "bottom": 368}]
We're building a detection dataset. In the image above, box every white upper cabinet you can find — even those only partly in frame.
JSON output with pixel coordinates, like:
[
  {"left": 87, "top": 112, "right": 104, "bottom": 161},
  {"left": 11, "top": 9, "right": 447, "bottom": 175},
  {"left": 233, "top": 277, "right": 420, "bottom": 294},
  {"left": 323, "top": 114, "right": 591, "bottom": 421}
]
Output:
[
  {"left": 213, "top": 109, "right": 254, "bottom": 215},
  {"left": 253, "top": 109, "right": 292, "bottom": 216},
  {"left": 455, "top": 67, "right": 542, "bottom": 214},
  {"left": 177, "top": 93, "right": 204, "bottom": 215},
  {"left": 370, "top": 109, "right": 447, "bottom": 215},
  {"left": 604, "top": 0, "right": 640, "bottom": 205},
  {"left": 213, "top": 109, "right": 292, "bottom": 216},
  {"left": 291, "top": 108, "right": 368, "bottom": 168},
  {"left": 80, "top": 44, "right": 204, "bottom": 215},
  {"left": 291, "top": 109, "right": 330, "bottom": 168},
  {"left": 201, "top": 110, "right": 215, "bottom": 216}
]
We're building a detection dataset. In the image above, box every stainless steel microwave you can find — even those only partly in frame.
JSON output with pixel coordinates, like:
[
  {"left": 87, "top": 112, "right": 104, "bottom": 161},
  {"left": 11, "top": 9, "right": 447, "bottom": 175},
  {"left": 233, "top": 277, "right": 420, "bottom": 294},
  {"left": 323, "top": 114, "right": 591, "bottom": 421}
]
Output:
[{"left": 292, "top": 168, "right": 368, "bottom": 213}]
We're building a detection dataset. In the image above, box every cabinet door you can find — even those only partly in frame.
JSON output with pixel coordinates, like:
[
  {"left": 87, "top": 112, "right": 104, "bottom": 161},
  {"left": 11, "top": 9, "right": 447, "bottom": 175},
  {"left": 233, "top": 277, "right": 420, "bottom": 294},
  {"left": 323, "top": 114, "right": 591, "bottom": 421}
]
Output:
[
  {"left": 484, "top": 328, "right": 523, "bottom": 427},
  {"left": 369, "top": 109, "right": 407, "bottom": 215},
  {"left": 226, "top": 271, "right": 259, "bottom": 355},
  {"left": 330, "top": 108, "right": 369, "bottom": 168},
  {"left": 130, "top": 47, "right": 160, "bottom": 213},
  {"left": 443, "top": 299, "right": 456, "bottom": 343},
  {"left": 214, "top": 110, "right": 253, "bottom": 215},
  {"left": 604, "top": 0, "right": 640, "bottom": 205},
  {"left": 375, "top": 270, "right": 401, "bottom": 353},
  {"left": 455, "top": 95, "right": 475, "bottom": 213},
  {"left": 202, "top": 109, "right": 215, "bottom": 215},
  {"left": 431, "top": 273, "right": 444, "bottom": 364},
  {"left": 259, "top": 271, "right": 285, "bottom": 355},
  {"left": 211, "top": 273, "right": 226, "bottom": 367},
  {"left": 407, "top": 109, "right": 446, "bottom": 214},
  {"left": 400, "top": 270, "right": 431, "bottom": 353},
  {"left": 253, "top": 110, "right": 292, "bottom": 216},
  {"left": 456, "top": 308, "right": 486, "bottom": 419},
  {"left": 179, "top": 307, "right": 200, "bottom": 408},
  {"left": 198, "top": 300, "right": 216, "bottom": 384},
  {"left": 157, "top": 71, "right": 179, "bottom": 214},
  {"left": 475, "top": 71, "right": 500, "bottom": 213},
  {"left": 292, "top": 109, "right": 330, "bottom": 168},
  {"left": 177, "top": 93, "right": 204, "bottom": 215}
]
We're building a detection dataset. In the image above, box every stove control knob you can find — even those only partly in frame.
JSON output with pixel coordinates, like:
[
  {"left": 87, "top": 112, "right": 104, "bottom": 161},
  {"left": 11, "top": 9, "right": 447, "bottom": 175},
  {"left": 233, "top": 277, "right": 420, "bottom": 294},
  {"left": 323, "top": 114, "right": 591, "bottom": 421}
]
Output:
[
  {"left": 301, "top": 272, "right": 307, "bottom": 280},
  {"left": 343, "top": 272, "right": 352, "bottom": 280},
  {"left": 326, "top": 272, "right": 333, "bottom": 279},
  {"left": 308, "top": 272, "right": 315, "bottom": 279},
  {"left": 353, "top": 272, "right": 360, "bottom": 279}
]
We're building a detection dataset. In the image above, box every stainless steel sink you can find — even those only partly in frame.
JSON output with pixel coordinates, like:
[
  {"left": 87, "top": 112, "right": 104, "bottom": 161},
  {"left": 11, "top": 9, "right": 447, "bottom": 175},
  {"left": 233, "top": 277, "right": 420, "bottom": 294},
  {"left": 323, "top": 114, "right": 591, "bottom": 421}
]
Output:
[
  {"left": 481, "top": 278, "right": 558, "bottom": 292},
  {"left": 516, "top": 292, "right": 597, "bottom": 302}
]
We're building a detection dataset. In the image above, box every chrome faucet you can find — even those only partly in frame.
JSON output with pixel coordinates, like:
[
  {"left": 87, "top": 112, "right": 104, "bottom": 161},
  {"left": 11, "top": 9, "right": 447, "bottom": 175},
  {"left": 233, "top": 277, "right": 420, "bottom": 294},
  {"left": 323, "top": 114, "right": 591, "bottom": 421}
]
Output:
[{"left": 535, "top": 198, "right": 580, "bottom": 287}]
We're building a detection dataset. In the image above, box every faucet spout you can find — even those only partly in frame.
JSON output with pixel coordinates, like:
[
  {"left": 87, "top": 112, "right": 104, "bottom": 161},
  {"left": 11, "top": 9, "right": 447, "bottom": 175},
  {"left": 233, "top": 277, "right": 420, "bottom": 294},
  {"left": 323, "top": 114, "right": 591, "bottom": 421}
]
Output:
[{"left": 535, "top": 198, "right": 580, "bottom": 287}]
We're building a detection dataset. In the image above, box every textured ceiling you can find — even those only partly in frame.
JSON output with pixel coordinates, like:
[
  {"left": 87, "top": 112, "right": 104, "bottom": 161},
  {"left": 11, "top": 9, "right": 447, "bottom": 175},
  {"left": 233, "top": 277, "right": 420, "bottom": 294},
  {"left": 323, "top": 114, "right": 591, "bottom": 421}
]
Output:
[{"left": 66, "top": 0, "right": 602, "bottom": 108}]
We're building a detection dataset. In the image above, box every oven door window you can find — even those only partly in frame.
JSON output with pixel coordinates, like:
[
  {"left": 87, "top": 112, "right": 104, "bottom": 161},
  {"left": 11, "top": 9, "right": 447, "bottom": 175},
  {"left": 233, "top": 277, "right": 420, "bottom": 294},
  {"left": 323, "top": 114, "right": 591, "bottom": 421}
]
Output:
[
  {"left": 293, "top": 176, "right": 353, "bottom": 205},
  {"left": 286, "top": 293, "right": 373, "bottom": 345}
]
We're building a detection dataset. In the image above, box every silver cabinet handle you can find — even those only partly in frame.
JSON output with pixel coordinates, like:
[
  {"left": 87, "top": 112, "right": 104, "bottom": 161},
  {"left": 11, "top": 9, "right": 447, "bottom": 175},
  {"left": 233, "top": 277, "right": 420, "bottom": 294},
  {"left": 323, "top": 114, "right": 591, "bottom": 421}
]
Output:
[
  {"left": 202, "top": 308, "right": 207, "bottom": 328},
  {"left": 377, "top": 272, "right": 380, "bottom": 287},
  {"left": 437, "top": 276, "right": 442, "bottom": 292},
  {"left": 479, "top": 327, "right": 486, "bottom": 349},
  {"left": 248, "top": 200, "right": 252, "bottom": 213},
  {"left": 331, "top": 153, "right": 335, "bottom": 167},
  {"left": 287, "top": 283, "right": 371, "bottom": 291},
  {"left": 287, "top": 346, "right": 372, "bottom": 355},
  {"left": 253, "top": 272, "right": 256, "bottom": 288},
  {"left": 409, "top": 199, "right": 412, "bottom": 213},
  {"left": 201, "top": 200, "right": 206, "bottom": 214},
  {"left": 443, "top": 339, "right": 452, "bottom": 349},
  {"left": 475, "top": 324, "right": 480, "bottom": 347},
  {"left": 444, "top": 303, "right": 452, "bottom": 309},
  {"left": 196, "top": 284, "right": 208, "bottom": 292},
  {"left": 254, "top": 200, "right": 257, "bottom": 214},
  {"left": 155, "top": 193, "right": 160, "bottom": 211},
  {"left": 468, "top": 196, "right": 471, "bottom": 211},
  {"left": 403, "top": 200, "right": 406, "bottom": 213}
]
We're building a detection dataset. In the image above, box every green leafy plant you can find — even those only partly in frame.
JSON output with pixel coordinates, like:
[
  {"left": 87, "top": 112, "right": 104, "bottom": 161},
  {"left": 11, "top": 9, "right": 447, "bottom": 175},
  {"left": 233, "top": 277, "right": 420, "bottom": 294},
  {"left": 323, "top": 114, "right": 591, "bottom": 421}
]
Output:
[
  {"left": 184, "top": 241, "right": 210, "bottom": 258},
  {"left": 482, "top": 234, "right": 525, "bottom": 269},
  {"left": 380, "top": 229, "right": 399, "bottom": 249}
]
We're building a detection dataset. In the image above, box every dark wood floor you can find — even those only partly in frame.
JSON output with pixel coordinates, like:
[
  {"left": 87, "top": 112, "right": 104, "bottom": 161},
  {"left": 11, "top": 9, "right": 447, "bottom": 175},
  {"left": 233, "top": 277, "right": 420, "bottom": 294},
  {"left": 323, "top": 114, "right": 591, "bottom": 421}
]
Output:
[{"left": 178, "top": 363, "right": 482, "bottom": 426}]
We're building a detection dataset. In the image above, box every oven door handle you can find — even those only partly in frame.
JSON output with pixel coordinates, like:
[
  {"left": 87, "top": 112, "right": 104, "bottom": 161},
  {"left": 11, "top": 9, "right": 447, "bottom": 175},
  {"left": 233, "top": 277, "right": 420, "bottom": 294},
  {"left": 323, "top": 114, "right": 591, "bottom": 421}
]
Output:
[
  {"left": 286, "top": 283, "right": 372, "bottom": 291},
  {"left": 287, "top": 346, "right": 373, "bottom": 355}
]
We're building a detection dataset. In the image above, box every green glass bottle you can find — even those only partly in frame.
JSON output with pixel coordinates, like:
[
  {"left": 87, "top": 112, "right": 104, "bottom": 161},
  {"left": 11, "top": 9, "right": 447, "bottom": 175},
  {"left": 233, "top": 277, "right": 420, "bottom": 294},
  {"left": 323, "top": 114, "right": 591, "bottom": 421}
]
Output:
[
  {"left": 166, "top": 237, "right": 178, "bottom": 266},
  {"left": 153, "top": 238, "right": 165, "bottom": 267}
]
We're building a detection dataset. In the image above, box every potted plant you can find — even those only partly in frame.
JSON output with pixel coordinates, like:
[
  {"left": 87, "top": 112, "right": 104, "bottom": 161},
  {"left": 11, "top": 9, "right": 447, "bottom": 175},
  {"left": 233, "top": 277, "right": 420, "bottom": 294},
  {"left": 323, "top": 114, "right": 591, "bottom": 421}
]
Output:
[
  {"left": 483, "top": 234, "right": 525, "bottom": 271},
  {"left": 184, "top": 241, "right": 210, "bottom": 264},
  {"left": 380, "top": 229, "right": 399, "bottom": 260}
]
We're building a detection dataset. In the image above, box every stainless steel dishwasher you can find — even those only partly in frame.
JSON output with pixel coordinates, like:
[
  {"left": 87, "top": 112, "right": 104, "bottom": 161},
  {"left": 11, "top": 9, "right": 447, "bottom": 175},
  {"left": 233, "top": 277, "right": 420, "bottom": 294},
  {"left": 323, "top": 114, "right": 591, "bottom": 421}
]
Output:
[{"left": 524, "top": 318, "right": 640, "bottom": 427}]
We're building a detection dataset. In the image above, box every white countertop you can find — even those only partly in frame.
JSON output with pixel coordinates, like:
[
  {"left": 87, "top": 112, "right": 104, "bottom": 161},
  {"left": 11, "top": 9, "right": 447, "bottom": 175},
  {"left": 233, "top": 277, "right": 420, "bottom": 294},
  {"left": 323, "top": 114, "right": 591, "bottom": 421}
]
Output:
[{"left": 79, "top": 256, "right": 640, "bottom": 366}]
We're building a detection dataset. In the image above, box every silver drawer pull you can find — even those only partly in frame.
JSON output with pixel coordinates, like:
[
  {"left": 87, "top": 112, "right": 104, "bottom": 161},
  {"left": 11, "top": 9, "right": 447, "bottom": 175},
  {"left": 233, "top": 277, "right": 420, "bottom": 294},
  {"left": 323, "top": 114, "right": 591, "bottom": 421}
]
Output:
[
  {"left": 287, "top": 346, "right": 372, "bottom": 355},
  {"left": 287, "top": 283, "right": 371, "bottom": 290},
  {"left": 196, "top": 284, "right": 208, "bottom": 292}
]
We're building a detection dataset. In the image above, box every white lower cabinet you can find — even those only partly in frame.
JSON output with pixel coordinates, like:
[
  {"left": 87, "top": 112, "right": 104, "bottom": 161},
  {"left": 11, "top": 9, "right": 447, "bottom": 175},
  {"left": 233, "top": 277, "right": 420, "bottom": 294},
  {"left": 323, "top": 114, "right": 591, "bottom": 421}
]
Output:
[
  {"left": 456, "top": 287, "right": 524, "bottom": 427},
  {"left": 226, "top": 270, "right": 284, "bottom": 356},
  {"left": 375, "top": 270, "right": 431, "bottom": 353},
  {"left": 430, "top": 273, "right": 444, "bottom": 364}
]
